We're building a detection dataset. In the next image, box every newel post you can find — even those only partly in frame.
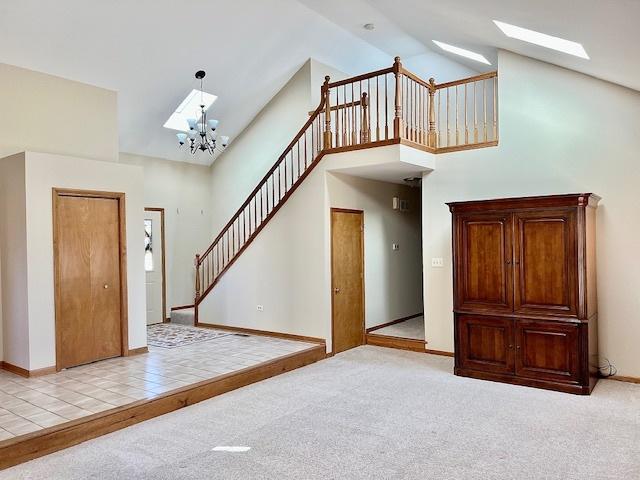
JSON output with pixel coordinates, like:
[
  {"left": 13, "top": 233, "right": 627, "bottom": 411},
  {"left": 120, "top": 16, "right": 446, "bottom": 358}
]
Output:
[
  {"left": 393, "top": 56, "right": 403, "bottom": 139},
  {"left": 360, "top": 92, "right": 370, "bottom": 143},
  {"left": 194, "top": 254, "right": 201, "bottom": 301},
  {"left": 427, "top": 77, "right": 437, "bottom": 148},
  {"left": 323, "top": 75, "right": 332, "bottom": 150}
]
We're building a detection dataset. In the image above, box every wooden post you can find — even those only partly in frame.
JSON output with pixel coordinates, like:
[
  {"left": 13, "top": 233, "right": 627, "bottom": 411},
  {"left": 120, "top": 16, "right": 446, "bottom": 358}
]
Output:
[
  {"left": 428, "top": 77, "right": 437, "bottom": 148},
  {"left": 194, "top": 254, "right": 201, "bottom": 301},
  {"left": 360, "top": 92, "right": 370, "bottom": 143},
  {"left": 393, "top": 56, "right": 403, "bottom": 139},
  {"left": 323, "top": 76, "right": 332, "bottom": 149}
]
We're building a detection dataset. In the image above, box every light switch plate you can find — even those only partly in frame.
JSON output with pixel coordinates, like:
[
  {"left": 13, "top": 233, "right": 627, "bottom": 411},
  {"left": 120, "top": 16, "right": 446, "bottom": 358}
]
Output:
[{"left": 431, "top": 257, "right": 444, "bottom": 267}]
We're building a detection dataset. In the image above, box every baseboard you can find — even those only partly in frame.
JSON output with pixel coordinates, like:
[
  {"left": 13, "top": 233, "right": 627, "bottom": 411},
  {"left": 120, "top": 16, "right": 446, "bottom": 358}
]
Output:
[
  {"left": 127, "top": 347, "right": 149, "bottom": 356},
  {"left": 366, "top": 312, "right": 423, "bottom": 333},
  {"left": 0, "top": 362, "right": 57, "bottom": 378},
  {"left": 603, "top": 375, "right": 640, "bottom": 384},
  {"left": 0, "top": 343, "right": 326, "bottom": 470},
  {"left": 197, "top": 322, "right": 326, "bottom": 345},
  {"left": 170, "top": 304, "right": 194, "bottom": 311},
  {"left": 365, "top": 333, "right": 426, "bottom": 353},
  {"left": 425, "top": 349, "right": 455, "bottom": 357}
]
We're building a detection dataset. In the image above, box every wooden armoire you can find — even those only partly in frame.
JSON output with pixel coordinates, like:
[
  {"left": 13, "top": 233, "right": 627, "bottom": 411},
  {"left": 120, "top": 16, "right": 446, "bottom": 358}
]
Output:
[{"left": 447, "top": 194, "right": 599, "bottom": 395}]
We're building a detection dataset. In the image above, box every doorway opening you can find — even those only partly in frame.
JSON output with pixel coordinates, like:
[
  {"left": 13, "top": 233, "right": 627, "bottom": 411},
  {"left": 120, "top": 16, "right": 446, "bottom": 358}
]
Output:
[{"left": 327, "top": 172, "right": 425, "bottom": 354}]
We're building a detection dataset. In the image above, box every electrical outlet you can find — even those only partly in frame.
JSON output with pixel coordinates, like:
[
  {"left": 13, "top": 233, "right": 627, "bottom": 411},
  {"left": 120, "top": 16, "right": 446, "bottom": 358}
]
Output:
[
  {"left": 431, "top": 257, "right": 444, "bottom": 268},
  {"left": 256, "top": 305, "right": 264, "bottom": 312},
  {"left": 392, "top": 243, "right": 400, "bottom": 251}
]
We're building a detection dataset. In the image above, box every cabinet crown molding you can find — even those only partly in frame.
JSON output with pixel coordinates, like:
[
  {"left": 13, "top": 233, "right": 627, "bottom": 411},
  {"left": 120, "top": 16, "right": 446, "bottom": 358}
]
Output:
[{"left": 447, "top": 193, "right": 600, "bottom": 213}]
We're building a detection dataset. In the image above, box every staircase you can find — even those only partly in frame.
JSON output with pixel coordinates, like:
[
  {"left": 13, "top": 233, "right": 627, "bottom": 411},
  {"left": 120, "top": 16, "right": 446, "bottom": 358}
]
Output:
[{"left": 193, "top": 57, "right": 498, "bottom": 320}]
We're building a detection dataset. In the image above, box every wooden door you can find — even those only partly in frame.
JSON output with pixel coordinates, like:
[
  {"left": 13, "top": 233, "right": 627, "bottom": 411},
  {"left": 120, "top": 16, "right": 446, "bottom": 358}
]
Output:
[
  {"left": 457, "top": 315, "right": 515, "bottom": 374},
  {"left": 515, "top": 320, "right": 580, "bottom": 383},
  {"left": 455, "top": 213, "right": 513, "bottom": 313},
  {"left": 513, "top": 210, "right": 577, "bottom": 316},
  {"left": 54, "top": 191, "right": 125, "bottom": 370},
  {"left": 331, "top": 209, "right": 365, "bottom": 354}
]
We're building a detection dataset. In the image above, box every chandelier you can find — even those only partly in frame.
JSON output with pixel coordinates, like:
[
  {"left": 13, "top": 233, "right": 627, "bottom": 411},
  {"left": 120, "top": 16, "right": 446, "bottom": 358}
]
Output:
[{"left": 176, "top": 70, "right": 229, "bottom": 155}]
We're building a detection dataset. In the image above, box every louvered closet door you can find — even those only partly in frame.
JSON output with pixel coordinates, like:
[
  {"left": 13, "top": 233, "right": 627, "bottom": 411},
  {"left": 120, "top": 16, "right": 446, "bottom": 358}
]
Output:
[
  {"left": 455, "top": 213, "right": 513, "bottom": 313},
  {"left": 513, "top": 209, "right": 577, "bottom": 317}
]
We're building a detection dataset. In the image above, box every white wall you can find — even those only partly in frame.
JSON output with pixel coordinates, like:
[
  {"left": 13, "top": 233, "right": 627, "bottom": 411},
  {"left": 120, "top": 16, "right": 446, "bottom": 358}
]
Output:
[
  {"left": 20, "top": 152, "right": 146, "bottom": 370},
  {"left": 118, "top": 153, "right": 212, "bottom": 309},
  {"left": 422, "top": 50, "right": 640, "bottom": 377},
  {"left": 0, "top": 154, "right": 29, "bottom": 367},
  {"left": 327, "top": 173, "right": 423, "bottom": 327},
  {"left": 0, "top": 63, "right": 118, "bottom": 162}
]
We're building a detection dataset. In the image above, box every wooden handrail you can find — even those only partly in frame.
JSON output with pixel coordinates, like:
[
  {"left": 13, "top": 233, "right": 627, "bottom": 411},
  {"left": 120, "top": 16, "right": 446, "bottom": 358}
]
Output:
[
  {"left": 435, "top": 71, "right": 497, "bottom": 90},
  {"left": 199, "top": 90, "right": 327, "bottom": 262},
  {"left": 326, "top": 66, "right": 394, "bottom": 89},
  {"left": 194, "top": 58, "right": 500, "bottom": 309}
]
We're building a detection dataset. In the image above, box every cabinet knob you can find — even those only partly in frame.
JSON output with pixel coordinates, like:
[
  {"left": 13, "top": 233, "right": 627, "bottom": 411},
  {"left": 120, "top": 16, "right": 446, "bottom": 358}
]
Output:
[
  {"left": 505, "top": 260, "right": 511, "bottom": 265},
  {"left": 103, "top": 284, "right": 109, "bottom": 289},
  {"left": 334, "top": 287, "right": 341, "bottom": 294},
  {"left": 508, "top": 344, "right": 514, "bottom": 349},
  {"left": 516, "top": 345, "right": 521, "bottom": 350}
]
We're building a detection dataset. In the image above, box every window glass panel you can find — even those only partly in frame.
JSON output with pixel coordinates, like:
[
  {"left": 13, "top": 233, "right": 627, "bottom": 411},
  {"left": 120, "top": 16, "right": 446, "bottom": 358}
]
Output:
[{"left": 144, "top": 219, "right": 154, "bottom": 272}]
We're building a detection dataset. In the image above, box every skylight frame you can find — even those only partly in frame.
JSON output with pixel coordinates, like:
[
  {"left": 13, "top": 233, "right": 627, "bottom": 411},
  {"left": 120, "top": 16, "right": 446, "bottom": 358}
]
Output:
[
  {"left": 163, "top": 89, "right": 218, "bottom": 132},
  {"left": 432, "top": 40, "right": 491, "bottom": 65},
  {"left": 493, "top": 20, "right": 589, "bottom": 59}
]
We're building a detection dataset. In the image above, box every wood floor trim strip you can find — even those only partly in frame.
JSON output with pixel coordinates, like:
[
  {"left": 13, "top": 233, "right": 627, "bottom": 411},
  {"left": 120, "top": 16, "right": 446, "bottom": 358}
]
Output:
[
  {"left": 366, "top": 313, "right": 423, "bottom": 333},
  {"left": 365, "top": 333, "right": 427, "bottom": 353},
  {"left": 0, "top": 344, "right": 326, "bottom": 470},
  {"left": 196, "top": 322, "right": 326, "bottom": 345}
]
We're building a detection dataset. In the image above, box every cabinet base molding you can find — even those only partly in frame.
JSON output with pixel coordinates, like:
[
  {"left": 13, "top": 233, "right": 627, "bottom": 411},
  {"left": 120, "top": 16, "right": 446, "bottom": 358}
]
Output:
[{"left": 456, "top": 367, "right": 596, "bottom": 395}]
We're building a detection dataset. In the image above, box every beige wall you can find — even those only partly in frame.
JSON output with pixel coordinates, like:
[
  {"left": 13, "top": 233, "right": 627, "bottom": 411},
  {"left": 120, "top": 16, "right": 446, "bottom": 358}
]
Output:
[
  {"left": 118, "top": 153, "right": 212, "bottom": 309},
  {"left": 422, "top": 50, "right": 640, "bottom": 377},
  {"left": 327, "top": 173, "right": 423, "bottom": 327},
  {"left": 0, "top": 65, "right": 119, "bottom": 365},
  {"left": 0, "top": 63, "right": 118, "bottom": 162},
  {"left": 0, "top": 154, "right": 29, "bottom": 366},
  {"left": 25, "top": 152, "right": 146, "bottom": 370}
]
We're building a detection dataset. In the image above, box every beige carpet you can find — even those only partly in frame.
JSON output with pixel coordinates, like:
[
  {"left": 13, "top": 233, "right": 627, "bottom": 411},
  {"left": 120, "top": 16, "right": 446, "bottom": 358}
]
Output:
[{"left": 2, "top": 346, "right": 639, "bottom": 479}]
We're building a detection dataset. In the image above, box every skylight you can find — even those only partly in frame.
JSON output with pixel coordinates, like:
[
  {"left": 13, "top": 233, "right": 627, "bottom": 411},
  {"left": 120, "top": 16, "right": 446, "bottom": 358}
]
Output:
[
  {"left": 493, "top": 21, "right": 589, "bottom": 59},
  {"left": 163, "top": 89, "right": 218, "bottom": 132},
  {"left": 432, "top": 41, "right": 491, "bottom": 65}
]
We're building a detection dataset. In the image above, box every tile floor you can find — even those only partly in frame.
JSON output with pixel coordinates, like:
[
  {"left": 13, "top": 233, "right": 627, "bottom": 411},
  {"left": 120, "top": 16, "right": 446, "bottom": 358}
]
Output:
[{"left": 0, "top": 330, "right": 315, "bottom": 442}]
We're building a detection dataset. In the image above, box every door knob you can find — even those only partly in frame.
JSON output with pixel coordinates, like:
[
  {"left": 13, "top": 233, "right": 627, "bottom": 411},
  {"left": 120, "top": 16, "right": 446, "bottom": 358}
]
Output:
[{"left": 334, "top": 287, "right": 340, "bottom": 294}]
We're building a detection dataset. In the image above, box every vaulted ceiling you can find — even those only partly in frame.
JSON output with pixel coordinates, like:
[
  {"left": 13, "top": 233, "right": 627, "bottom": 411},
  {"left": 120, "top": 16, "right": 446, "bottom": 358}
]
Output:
[{"left": 1, "top": 0, "right": 637, "bottom": 165}]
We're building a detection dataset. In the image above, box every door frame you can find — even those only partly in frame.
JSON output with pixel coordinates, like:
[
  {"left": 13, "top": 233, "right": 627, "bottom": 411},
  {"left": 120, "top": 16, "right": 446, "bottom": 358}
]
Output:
[
  {"left": 330, "top": 208, "right": 365, "bottom": 354},
  {"left": 52, "top": 188, "right": 129, "bottom": 371},
  {"left": 144, "top": 207, "right": 167, "bottom": 323}
]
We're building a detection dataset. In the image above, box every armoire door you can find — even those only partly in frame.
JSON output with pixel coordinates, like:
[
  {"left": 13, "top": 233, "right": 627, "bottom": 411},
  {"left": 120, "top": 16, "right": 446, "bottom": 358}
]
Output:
[
  {"left": 515, "top": 320, "right": 580, "bottom": 383},
  {"left": 455, "top": 213, "right": 513, "bottom": 313},
  {"left": 54, "top": 192, "right": 124, "bottom": 370},
  {"left": 457, "top": 315, "right": 515, "bottom": 374},
  {"left": 513, "top": 210, "right": 577, "bottom": 316}
]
